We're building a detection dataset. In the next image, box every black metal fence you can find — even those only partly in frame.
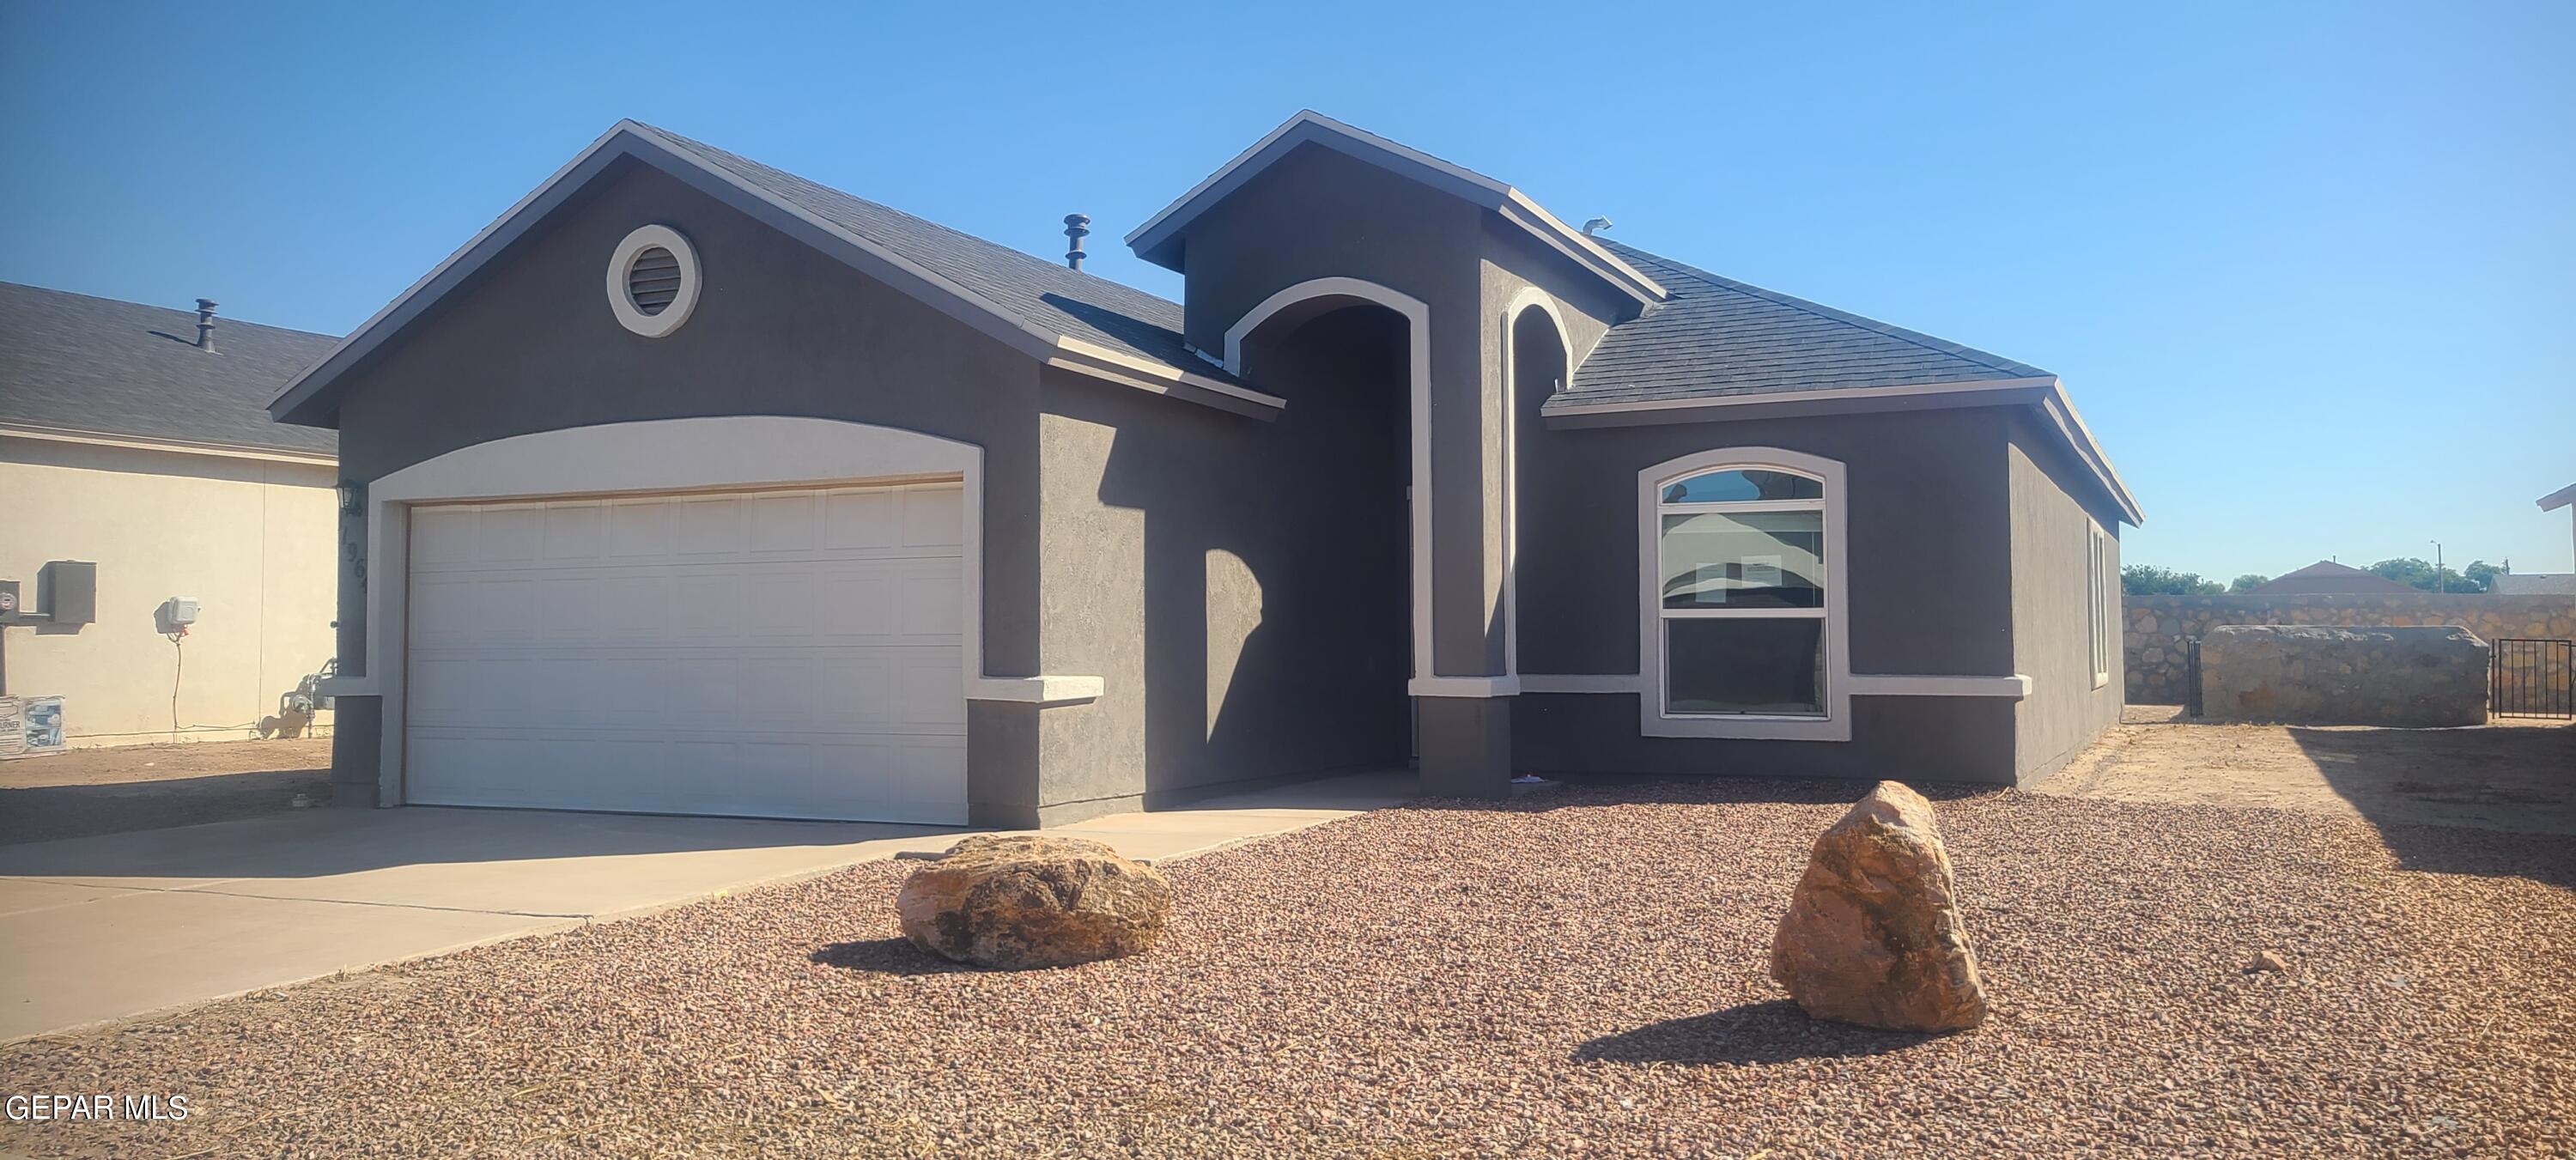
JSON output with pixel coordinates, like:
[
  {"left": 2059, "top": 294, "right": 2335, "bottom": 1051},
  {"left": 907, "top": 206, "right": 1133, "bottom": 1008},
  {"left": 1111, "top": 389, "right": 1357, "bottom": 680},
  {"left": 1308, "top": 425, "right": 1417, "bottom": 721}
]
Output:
[{"left": 2491, "top": 638, "right": 2574, "bottom": 720}]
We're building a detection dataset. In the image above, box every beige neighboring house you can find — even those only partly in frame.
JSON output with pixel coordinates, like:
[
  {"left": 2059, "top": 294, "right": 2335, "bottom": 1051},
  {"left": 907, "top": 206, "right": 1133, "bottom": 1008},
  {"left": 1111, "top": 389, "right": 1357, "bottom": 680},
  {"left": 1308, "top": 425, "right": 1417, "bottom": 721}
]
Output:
[
  {"left": 2494, "top": 483, "right": 2576, "bottom": 595},
  {"left": 2246, "top": 560, "right": 2415, "bottom": 595},
  {"left": 0, "top": 282, "right": 341, "bottom": 748}
]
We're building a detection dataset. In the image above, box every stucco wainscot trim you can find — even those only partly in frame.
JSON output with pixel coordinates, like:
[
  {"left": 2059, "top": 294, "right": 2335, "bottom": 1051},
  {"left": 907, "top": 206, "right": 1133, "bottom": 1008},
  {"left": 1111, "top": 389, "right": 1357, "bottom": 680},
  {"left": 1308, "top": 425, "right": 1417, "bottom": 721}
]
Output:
[
  {"left": 1519, "top": 674, "right": 2032, "bottom": 697},
  {"left": 1224, "top": 276, "right": 1511, "bottom": 701},
  {"left": 319, "top": 416, "right": 1099, "bottom": 808}
]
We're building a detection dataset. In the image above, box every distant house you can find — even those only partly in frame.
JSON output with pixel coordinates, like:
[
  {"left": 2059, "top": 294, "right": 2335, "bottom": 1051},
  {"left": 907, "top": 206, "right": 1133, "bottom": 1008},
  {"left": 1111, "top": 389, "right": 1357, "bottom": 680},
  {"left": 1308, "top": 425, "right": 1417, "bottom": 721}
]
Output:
[
  {"left": 0, "top": 282, "right": 340, "bottom": 747},
  {"left": 2247, "top": 561, "right": 2415, "bottom": 595},
  {"left": 2500, "top": 483, "right": 2576, "bottom": 595}
]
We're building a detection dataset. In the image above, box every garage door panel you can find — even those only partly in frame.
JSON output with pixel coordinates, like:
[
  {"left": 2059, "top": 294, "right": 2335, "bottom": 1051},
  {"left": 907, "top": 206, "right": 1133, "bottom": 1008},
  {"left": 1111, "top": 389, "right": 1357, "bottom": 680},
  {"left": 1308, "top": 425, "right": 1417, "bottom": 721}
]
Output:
[
  {"left": 406, "top": 483, "right": 968, "bottom": 823},
  {"left": 672, "top": 497, "right": 746, "bottom": 556}
]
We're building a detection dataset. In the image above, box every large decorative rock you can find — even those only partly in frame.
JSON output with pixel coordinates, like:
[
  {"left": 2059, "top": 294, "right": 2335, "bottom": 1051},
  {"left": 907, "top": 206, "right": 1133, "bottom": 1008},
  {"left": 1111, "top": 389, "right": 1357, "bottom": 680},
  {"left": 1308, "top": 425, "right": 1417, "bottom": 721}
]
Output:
[
  {"left": 896, "top": 835, "right": 1172, "bottom": 969},
  {"left": 1769, "top": 782, "right": 1989, "bottom": 1032}
]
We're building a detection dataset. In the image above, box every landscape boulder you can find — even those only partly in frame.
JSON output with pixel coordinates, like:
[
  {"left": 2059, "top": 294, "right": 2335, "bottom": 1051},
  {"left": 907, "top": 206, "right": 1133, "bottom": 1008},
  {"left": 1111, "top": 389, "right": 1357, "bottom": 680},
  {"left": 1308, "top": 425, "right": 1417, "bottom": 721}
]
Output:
[
  {"left": 896, "top": 835, "right": 1172, "bottom": 969},
  {"left": 1769, "top": 781, "right": 1989, "bottom": 1032}
]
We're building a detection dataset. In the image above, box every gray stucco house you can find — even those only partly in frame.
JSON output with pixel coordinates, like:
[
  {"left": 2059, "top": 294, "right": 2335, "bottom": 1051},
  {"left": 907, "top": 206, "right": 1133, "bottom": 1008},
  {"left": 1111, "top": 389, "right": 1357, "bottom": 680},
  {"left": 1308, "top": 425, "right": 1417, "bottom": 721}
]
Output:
[{"left": 274, "top": 112, "right": 2141, "bottom": 827}]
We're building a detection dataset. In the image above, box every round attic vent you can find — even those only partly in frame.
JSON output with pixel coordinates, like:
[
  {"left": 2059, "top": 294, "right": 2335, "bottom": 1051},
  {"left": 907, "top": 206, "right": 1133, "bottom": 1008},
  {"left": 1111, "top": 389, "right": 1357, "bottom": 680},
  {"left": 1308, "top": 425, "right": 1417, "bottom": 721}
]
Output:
[{"left": 605, "top": 225, "right": 700, "bottom": 337}]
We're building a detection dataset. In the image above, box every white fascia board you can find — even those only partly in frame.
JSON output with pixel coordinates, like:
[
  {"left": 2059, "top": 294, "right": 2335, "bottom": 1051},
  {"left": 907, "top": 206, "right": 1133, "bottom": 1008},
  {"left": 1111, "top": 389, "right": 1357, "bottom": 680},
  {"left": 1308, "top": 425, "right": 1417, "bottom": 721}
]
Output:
[
  {"left": 1046, "top": 337, "right": 1285, "bottom": 419},
  {"left": 1547, "top": 374, "right": 2144, "bottom": 527},
  {"left": 2536, "top": 482, "right": 2576, "bottom": 512},
  {"left": 1550, "top": 375, "right": 2057, "bottom": 418},
  {"left": 2034, "top": 384, "right": 2146, "bottom": 526},
  {"left": 1125, "top": 111, "right": 1667, "bottom": 307},
  {"left": 0, "top": 422, "right": 336, "bottom": 467},
  {"left": 271, "top": 120, "right": 1255, "bottom": 425}
]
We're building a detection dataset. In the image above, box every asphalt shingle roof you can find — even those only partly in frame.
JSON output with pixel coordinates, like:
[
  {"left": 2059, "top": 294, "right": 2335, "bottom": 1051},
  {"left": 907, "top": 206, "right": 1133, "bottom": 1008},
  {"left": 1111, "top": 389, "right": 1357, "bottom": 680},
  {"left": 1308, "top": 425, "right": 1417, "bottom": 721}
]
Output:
[
  {"left": 642, "top": 125, "right": 1241, "bottom": 389},
  {"left": 0, "top": 282, "right": 338, "bottom": 455},
  {"left": 1555, "top": 240, "right": 2052, "bottom": 411}
]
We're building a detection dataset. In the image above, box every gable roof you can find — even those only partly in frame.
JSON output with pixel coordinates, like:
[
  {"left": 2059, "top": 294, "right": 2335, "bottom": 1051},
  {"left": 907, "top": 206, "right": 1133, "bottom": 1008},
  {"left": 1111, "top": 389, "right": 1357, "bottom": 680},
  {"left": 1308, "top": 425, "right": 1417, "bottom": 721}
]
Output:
[
  {"left": 1124, "top": 111, "right": 1668, "bottom": 307},
  {"left": 2249, "top": 561, "right": 2415, "bottom": 594},
  {"left": 1563, "top": 241, "right": 2054, "bottom": 409},
  {"left": 270, "top": 120, "right": 1279, "bottom": 428},
  {"left": 1, "top": 282, "right": 337, "bottom": 459}
]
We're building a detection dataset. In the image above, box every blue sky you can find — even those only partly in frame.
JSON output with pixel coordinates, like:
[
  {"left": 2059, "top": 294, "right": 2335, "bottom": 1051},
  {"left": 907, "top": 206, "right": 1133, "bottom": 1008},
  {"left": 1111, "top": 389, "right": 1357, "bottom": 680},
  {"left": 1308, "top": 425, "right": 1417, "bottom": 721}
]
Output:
[{"left": 4, "top": 2, "right": 2569, "bottom": 577}]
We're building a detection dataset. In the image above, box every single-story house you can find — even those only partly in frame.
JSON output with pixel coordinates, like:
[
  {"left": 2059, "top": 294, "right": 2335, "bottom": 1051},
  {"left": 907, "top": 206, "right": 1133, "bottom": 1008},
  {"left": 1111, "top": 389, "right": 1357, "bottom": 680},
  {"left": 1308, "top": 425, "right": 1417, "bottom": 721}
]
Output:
[
  {"left": 272, "top": 112, "right": 2141, "bottom": 827},
  {"left": 1, "top": 282, "right": 341, "bottom": 746},
  {"left": 2248, "top": 560, "right": 2416, "bottom": 595}
]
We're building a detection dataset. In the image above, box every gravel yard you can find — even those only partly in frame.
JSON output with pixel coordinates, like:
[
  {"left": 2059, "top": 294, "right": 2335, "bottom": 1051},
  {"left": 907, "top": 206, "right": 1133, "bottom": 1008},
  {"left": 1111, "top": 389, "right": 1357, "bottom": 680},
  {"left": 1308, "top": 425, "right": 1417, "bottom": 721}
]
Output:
[{"left": 3, "top": 781, "right": 2571, "bottom": 1157}]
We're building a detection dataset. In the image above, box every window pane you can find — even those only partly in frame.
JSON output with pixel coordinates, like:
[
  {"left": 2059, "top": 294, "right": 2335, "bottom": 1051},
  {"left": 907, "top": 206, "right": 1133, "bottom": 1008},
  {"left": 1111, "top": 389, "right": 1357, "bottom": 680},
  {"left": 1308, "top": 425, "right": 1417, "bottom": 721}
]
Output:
[
  {"left": 1661, "top": 469, "right": 1821, "bottom": 505},
  {"left": 1660, "top": 511, "right": 1824, "bottom": 609},
  {"left": 1666, "top": 617, "right": 1825, "bottom": 715}
]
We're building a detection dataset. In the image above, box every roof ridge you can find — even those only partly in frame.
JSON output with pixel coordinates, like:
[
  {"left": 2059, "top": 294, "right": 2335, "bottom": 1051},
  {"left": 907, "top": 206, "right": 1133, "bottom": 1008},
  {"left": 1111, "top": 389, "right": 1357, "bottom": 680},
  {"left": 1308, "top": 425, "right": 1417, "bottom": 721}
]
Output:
[
  {"left": 0, "top": 281, "right": 337, "bottom": 341},
  {"left": 630, "top": 124, "right": 1187, "bottom": 313},
  {"left": 1595, "top": 240, "right": 2050, "bottom": 380}
]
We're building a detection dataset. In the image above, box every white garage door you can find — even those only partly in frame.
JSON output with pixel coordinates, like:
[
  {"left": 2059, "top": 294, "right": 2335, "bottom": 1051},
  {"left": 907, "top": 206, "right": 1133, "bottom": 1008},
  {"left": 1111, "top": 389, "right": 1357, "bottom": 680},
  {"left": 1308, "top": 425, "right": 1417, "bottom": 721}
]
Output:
[{"left": 403, "top": 482, "right": 968, "bottom": 823}]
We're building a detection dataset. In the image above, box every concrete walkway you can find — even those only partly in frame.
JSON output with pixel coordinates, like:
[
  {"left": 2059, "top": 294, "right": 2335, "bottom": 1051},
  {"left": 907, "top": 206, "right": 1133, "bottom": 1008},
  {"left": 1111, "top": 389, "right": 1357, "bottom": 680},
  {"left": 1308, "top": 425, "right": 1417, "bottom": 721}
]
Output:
[{"left": 0, "top": 772, "right": 1413, "bottom": 1042}]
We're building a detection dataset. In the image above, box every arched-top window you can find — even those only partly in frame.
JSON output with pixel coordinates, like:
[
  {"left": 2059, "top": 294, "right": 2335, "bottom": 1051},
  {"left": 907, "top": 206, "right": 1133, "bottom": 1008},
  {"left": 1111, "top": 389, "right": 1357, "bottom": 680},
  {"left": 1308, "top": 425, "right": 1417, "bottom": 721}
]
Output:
[{"left": 1639, "top": 450, "right": 1850, "bottom": 740}]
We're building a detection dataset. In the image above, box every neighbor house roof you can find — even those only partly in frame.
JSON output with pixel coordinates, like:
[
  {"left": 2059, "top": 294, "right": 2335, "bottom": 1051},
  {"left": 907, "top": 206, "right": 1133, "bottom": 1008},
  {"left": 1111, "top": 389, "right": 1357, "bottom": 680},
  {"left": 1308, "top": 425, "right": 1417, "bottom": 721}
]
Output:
[
  {"left": 0, "top": 282, "right": 337, "bottom": 459},
  {"left": 2248, "top": 561, "right": 2415, "bottom": 595},
  {"left": 2492, "top": 572, "right": 2576, "bottom": 596},
  {"left": 1125, "top": 110, "right": 1668, "bottom": 307},
  {"left": 272, "top": 120, "right": 1279, "bottom": 428}
]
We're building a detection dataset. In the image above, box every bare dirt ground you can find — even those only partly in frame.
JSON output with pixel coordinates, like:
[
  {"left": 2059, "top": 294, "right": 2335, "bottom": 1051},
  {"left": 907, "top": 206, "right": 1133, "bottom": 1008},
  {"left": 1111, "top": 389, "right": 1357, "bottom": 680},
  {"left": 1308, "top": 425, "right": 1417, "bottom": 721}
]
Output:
[
  {"left": 0, "top": 738, "right": 333, "bottom": 846},
  {"left": 2039, "top": 706, "right": 2576, "bottom": 837},
  {"left": 3, "top": 782, "right": 2569, "bottom": 1158}
]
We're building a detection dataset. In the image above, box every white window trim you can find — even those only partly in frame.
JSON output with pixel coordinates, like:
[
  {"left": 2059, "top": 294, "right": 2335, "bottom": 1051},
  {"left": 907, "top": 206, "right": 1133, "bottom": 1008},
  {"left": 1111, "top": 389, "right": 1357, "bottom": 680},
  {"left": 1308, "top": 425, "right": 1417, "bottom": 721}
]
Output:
[
  {"left": 2088, "top": 522, "right": 2111, "bottom": 689},
  {"left": 605, "top": 224, "right": 701, "bottom": 338},
  {"left": 1637, "top": 447, "right": 1852, "bottom": 741}
]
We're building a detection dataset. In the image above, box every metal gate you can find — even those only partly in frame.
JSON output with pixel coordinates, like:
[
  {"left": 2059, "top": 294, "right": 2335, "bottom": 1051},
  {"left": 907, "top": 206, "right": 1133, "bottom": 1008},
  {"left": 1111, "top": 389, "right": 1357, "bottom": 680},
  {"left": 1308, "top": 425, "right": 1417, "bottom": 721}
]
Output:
[
  {"left": 2183, "top": 638, "right": 2202, "bottom": 718},
  {"left": 2491, "top": 638, "right": 2574, "bottom": 720}
]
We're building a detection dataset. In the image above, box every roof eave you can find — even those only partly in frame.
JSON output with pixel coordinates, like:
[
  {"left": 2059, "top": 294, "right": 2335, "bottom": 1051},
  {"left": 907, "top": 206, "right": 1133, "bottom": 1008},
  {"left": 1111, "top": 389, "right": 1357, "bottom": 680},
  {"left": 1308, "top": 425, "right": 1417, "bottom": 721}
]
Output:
[
  {"left": 2538, "top": 482, "right": 2576, "bottom": 512},
  {"left": 1124, "top": 111, "right": 1668, "bottom": 307},
  {"left": 1543, "top": 374, "right": 2144, "bottom": 526}
]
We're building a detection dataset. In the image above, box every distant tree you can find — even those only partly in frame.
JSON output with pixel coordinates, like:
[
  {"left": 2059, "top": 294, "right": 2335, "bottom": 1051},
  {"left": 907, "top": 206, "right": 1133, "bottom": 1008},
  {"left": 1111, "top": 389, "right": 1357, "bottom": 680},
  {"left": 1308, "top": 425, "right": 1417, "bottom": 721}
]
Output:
[
  {"left": 2364, "top": 557, "right": 2491, "bottom": 594},
  {"left": 2228, "top": 574, "right": 2270, "bottom": 592},
  {"left": 2464, "top": 561, "right": 2503, "bottom": 592},
  {"left": 2123, "top": 565, "right": 2226, "bottom": 595}
]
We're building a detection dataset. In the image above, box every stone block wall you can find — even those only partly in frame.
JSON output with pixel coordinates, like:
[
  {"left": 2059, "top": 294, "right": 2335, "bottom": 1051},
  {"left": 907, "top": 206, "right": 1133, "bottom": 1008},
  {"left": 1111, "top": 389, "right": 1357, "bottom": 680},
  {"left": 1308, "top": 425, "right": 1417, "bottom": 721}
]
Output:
[
  {"left": 2198, "top": 625, "right": 2488, "bottom": 727},
  {"left": 2123, "top": 594, "right": 2576, "bottom": 703}
]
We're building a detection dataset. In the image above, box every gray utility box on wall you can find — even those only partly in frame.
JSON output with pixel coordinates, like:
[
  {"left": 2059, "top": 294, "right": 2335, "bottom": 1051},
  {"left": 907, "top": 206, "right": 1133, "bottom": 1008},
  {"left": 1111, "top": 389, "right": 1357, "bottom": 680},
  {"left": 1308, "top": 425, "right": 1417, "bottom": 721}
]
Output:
[
  {"left": 0, "top": 562, "right": 97, "bottom": 627},
  {"left": 39, "top": 562, "right": 95, "bottom": 626}
]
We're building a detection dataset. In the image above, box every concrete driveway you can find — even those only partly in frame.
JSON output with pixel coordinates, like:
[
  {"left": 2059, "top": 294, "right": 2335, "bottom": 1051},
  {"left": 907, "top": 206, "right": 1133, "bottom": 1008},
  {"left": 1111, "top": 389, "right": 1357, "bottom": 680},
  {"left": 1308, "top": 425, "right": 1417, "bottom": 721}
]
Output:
[{"left": 0, "top": 773, "right": 1411, "bottom": 1042}]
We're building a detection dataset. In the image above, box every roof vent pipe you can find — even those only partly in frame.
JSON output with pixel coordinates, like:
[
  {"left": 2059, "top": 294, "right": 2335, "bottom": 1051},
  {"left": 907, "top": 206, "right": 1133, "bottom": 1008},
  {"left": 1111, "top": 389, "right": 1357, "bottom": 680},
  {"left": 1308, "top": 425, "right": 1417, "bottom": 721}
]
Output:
[
  {"left": 1581, "top": 217, "right": 1613, "bottom": 237},
  {"left": 194, "top": 298, "right": 218, "bottom": 352},
  {"left": 1063, "top": 213, "right": 1090, "bottom": 271}
]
